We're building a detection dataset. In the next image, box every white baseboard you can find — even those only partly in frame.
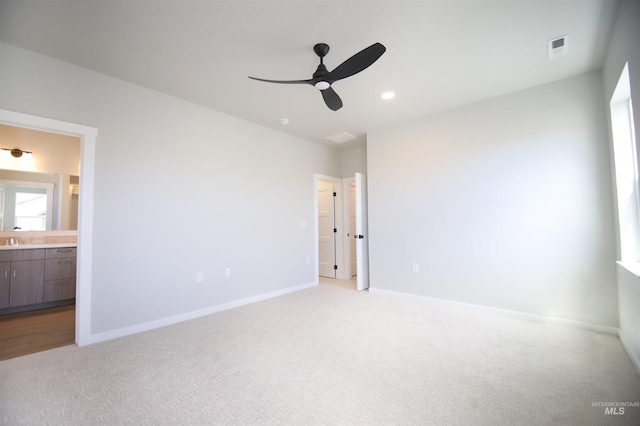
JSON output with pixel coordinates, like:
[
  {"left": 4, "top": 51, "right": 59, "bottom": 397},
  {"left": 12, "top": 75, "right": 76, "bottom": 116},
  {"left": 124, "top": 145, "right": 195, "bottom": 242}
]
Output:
[
  {"left": 80, "top": 281, "right": 317, "bottom": 346},
  {"left": 368, "top": 287, "right": 620, "bottom": 336}
]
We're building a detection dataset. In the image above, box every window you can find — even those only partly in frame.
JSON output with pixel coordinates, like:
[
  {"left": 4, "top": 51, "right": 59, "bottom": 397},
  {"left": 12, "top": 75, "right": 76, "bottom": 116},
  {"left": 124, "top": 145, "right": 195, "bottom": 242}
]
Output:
[
  {"left": 610, "top": 63, "right": 640, "bottom": 264},
  {"left": 0, "top": 181, "right": 54, "bottom": 231},
  {"left": 15, "top": 190, "right": 48, "bottom": 231}
]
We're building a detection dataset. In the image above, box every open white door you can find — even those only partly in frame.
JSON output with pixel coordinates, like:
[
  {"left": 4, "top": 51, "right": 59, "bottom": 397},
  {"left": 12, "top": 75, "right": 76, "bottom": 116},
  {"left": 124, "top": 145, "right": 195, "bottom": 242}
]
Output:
[
  {"left": 348, "top": 181, "right": 357, "bottom": 277},
  {"left": 355, "top": 172, "right": 370, "bottom": 291}
]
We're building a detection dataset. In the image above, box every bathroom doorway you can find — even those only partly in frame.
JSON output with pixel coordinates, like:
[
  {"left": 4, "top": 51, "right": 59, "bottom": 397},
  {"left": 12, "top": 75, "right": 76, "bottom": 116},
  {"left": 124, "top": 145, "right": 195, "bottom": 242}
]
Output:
[{"left": 0, "top": 109, "right": 97, "bottom": 347}]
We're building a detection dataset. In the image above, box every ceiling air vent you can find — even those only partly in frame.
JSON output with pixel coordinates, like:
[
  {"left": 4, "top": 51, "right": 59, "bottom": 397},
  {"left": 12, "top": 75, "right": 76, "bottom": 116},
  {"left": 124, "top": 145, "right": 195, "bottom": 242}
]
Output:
[
  {"left": 548, "top": 35, "right": 569, "bottom": 59},
  {"left": 326, "top": 132, "right": 356, "bottom": 144}
]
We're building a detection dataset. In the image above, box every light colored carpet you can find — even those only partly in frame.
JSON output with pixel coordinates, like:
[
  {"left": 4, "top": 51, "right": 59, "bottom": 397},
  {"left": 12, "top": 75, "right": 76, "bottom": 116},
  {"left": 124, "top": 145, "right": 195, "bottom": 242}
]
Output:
[{"left": 1, "top": 278, "right": 639, "bottom": 425}]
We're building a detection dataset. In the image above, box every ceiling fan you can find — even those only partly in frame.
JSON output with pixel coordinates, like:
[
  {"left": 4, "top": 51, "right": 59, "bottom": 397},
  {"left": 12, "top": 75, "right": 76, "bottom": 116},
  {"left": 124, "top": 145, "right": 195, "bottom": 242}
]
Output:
[{"left": 248, "top": 42, "right": 386, "bottom": 111}]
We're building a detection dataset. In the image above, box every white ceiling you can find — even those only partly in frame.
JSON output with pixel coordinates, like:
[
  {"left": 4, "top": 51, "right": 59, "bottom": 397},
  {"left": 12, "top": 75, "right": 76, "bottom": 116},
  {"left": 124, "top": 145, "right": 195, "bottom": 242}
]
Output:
[{"left": 0, "top": 0, "right": 619, "bottom": 149}]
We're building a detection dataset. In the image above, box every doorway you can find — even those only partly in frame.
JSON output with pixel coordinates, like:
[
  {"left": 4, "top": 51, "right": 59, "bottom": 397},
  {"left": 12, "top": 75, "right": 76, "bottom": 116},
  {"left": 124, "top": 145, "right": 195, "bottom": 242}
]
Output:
[
  {"left": 315, "top": 175, "right": 344, "bottom": 280},
  {"left": 318, "top": 180, "right": 337, "bottom": 278},
  {"left": 0, "top": 124, "right": 80, "bottom": 356},
  {"left": 0, "top": 109, "right": 97, "bottom": 347},
  {"left": 314, "top": 173, "right": 369, "bottom": 290}
]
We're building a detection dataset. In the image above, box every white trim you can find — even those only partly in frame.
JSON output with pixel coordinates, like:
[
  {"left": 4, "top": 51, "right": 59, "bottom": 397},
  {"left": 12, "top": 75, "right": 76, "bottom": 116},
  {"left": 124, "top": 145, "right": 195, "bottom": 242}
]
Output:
[
  {"left": 368, "top": 287, "right": 620, "bottom": 336},
  {"left": 0, "top": 109, "right": 97, "bottom": 347},
  {"left": 82, "top": 281, "right": 317, "bottom": 346},
  {"left": 617, "top": 260, "right": 640, "bottom": 278}
]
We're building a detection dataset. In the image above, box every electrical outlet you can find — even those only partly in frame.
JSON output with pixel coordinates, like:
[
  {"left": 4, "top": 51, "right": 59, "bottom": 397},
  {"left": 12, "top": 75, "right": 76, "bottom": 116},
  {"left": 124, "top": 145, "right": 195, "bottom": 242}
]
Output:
[
  {"left": 225, "top": 268, "right": 231, "bottom": 278},
  {"left": 196, "top": 272, "right": 204, "bottom": 283},
  {"left": 306, "top": 257, "right": 311, "bottom": 265},
  {"left": 411, "top": 263, "right": 419, "bottom": 273}
]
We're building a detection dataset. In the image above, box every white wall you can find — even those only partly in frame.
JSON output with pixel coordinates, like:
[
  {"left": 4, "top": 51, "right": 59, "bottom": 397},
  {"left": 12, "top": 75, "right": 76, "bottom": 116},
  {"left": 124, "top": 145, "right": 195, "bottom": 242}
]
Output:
[
  {"left": 367, "top": 71, "right": 617, "bottom": 327},
  {"left": 0, "top": 42, "right": 339, "bottom": 336},
  {"left": 339, "top": 145, "right": 367, "bottom": 177},
  {"left": 602, "top": 0, "right": 640, "bottom": 371}
]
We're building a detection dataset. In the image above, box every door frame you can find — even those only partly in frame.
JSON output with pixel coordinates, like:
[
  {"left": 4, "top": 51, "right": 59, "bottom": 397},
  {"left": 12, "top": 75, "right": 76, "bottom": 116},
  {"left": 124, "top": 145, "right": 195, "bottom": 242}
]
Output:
[
  {"left": 0, "top": 109, "right": 97, "bottom": 347},
  {"left": 354, "top": 172, "right": 370, "bottom": 291},
  {"left": 313, "top": 174, "right": 347, "bottom": 280}
]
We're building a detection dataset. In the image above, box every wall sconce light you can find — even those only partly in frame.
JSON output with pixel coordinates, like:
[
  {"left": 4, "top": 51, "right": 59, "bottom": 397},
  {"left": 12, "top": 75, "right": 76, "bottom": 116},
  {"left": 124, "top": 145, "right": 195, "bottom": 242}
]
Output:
[{"left": 1, "top": 148, "right": 32, "bottom": 158}]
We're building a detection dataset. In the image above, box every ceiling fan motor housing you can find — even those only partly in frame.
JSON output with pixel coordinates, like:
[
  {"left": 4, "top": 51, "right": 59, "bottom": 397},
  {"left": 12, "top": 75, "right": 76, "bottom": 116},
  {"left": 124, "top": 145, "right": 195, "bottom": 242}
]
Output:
[
  {"left": 313, "top": 63, "right": 328, "bottom": 79},
  {"left": 313, "top": 63, "right": 330, "bottom": 90}
]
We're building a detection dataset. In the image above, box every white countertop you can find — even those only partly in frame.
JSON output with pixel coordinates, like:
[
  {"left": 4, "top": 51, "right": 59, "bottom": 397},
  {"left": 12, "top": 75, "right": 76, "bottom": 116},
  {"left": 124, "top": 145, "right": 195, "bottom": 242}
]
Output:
[{"left": 0, "top": 243, "right": 77, "bottom": 250}]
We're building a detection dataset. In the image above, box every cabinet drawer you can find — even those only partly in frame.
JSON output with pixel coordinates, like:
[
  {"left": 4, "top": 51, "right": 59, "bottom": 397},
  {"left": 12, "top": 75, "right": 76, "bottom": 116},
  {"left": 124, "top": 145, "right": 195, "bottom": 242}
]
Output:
[
  {"left": 45, "top": 247, "right": 77, "bottom": 259},
  {"left": 44, "top": 278, "right": 76, "bottom": 302},
  {"left": 45, "top": 257, "right": 77, "bottom": 280},
  {"left": 0, "top": 249, "right": 45, "bottom": 262}
]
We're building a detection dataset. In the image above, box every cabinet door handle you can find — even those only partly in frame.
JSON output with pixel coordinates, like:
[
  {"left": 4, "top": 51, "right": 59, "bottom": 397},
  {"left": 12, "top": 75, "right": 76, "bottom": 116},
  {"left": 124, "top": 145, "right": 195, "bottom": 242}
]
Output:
[
  {"left": 56, "top": 259, "right": 73, "bottom": 264},
  {"left": 12, "top": 269, "right": 16, "bottom": 278},
  {"left": 4, "top": 269, "right": 7, "bottom": 279}
]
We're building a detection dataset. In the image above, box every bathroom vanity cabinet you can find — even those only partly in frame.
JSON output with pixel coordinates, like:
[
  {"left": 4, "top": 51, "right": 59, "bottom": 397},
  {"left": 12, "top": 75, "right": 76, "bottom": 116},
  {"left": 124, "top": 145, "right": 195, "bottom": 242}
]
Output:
[{"left": 0, "top": 246, "right": 76, "bottom": 311}]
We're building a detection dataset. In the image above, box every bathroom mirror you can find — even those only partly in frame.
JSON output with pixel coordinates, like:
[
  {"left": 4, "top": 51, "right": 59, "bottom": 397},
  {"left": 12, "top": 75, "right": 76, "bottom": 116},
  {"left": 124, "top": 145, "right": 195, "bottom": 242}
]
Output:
[
  {"left": 0, "top": 169, "right": 78, "bottom": 231},
  {"left": 0, "top": 124, "right": 80, "bottom": 231}
]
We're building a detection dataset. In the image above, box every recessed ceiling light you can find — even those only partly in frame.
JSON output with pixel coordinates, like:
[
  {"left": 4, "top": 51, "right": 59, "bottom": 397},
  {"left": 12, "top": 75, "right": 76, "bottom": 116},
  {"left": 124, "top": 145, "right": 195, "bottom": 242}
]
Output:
[
  {"left": 280, "top": 118, "right": 290, "bottom": 125},
  {"left": 381, "top": 91, "right": 395, "bottom": 100}
]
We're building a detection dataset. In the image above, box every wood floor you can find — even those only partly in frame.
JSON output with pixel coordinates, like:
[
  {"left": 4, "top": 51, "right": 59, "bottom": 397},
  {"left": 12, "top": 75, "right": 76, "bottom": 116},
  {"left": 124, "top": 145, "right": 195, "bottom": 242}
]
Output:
[{"left": 0, "top": 305, "right": 75, "bottom": 361}]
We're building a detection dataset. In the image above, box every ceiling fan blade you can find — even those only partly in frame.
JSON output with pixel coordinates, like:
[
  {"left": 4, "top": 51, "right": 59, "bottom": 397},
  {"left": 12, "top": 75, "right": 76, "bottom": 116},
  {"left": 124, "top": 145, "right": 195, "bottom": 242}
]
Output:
[
  {"left": 248, "top": 76, "right": 313, "bottom": 85},
  {"left": 326, "top": 42, "right": 386, "bottom": 83},
  {"left": 321, "top": 87, "right": 343, "bottom": 111}
]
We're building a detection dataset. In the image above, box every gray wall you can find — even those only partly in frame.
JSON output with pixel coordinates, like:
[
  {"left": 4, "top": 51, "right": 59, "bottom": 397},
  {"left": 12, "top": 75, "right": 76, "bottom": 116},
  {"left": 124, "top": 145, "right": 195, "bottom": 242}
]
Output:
[
  {"left": 602, "top": 0, "right": 640, "bottom": 370},
  {"left": 367, "top": 70, "right": 618, "bottom": 327},
  {"left": 339, "top": 145, "right": 367, "bottom": 178},
  {"left": 0, "top": 42, "right": 339, "bottom": 335}
]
